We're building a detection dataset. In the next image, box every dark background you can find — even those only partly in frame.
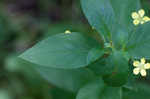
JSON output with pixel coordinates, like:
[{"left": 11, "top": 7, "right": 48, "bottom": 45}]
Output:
[{"left": 0, "top": 0, "right": 150, "bottom": 99}]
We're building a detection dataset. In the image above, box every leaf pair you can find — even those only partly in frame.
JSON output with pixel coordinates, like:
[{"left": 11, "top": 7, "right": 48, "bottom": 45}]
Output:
[
  {"left": 81, "top": 0, "right": 150, "bottom": 59},
  {"left": 81, "top": 0, "right": 140, "bottom": 46}
]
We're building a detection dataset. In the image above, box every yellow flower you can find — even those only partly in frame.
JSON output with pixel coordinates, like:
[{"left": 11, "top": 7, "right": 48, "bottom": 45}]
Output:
[
  {"left": 133, "top": 58, "right": 150, "bottom": 77},
  {"left": 65, "top": 30, "right": 71, "bottom": 34},
  {"left": 131, "top": 9, "right": 150, "bottom": 26}
]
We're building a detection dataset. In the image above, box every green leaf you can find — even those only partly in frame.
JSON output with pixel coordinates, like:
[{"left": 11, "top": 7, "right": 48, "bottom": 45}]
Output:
[
  {"left": 20, "top": 32, "right": 100, "bottom": 69},
  {"left": 76, "top": 78, "right": 122, "bottom": 99},
  {"left": 112, "top": 26, "right": 129, "bottom": 50},
  {"left": 102, "top": 51, "right": 129, "bottom": 87},
  {"left": 123, "top": 83, "right": 150, "bottom": 99},
  {"left": 81, "top": 0, "right": 115, "bottom": 41},
  {"left": 36, "top": 66, "right": 95, "bottom": 93},
  {"left": 110, "top": 0, "right": 141, "bottom": 31},
  {"left": 81, "top": 0, "right": 140, "bottom": 39},
  {"left": 81, "top": 0, "right": 141, "bottom": 49},
  {"left": 88, "top": 58, "right": 113, "bottom": 76},
  {"left": 88, "top": 50, "right": 129, "bottom": 87},
  {"left": 87, "top": 47, "right": 104, "bottom": 64},
  {"left": 127, "top": 22, "right": 150, "bottom": 58}
]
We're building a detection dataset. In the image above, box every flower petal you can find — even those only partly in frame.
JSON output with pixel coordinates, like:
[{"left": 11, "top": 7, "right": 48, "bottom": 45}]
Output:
[
  {"left": 143, "top": 16, "right": 150, "bottom": 22},
  {"left": 144, "top": 63, "right": 150, "bottom": 69},
  {"left": 133, "top": 68, "right": 140, "bottom": 75},
  {"left": 133, "top": 19, "right": 140, "bottom": 25},
  {"left": 141, "top": 58, "right": 146, "bottom": 64},
  {"left": 132, "top": 12, "right": 139, "bottom": 19},
  {"left": 138, "top": 9, "right": 145, "bottom": 17},
  {"left": 140, "top": 69, "right": 147, "bottom": 77},
  {"left": 133, "top": 61, "right": 140, "bottom": 67},
  {"left": 140, "top": 20, "right": 145, "bottom": 24}
]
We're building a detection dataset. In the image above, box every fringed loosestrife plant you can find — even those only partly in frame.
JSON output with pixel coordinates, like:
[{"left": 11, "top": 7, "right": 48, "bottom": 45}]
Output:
[
  {"left": 20, "top": 0, "right": 150, "bottom": 98},
  {"left": 132, "top": 9, "right": 150, "bottom": 25}
]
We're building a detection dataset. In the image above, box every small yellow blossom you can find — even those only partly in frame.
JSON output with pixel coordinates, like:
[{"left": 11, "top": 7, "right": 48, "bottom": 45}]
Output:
[
  {"left": 131, "top": 9, "right": 150, "bottom": 26},
  {"left": 65, "top": 30, "right": 71, "bottom": 34},
  {"left": 133, "top": 58, "right": 150, "bottom": 77}
]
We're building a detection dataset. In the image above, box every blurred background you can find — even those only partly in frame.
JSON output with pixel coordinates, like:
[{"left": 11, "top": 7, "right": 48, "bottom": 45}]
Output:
[{"left": 0, "top": 0, "right": 150, "bottom": 99}]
